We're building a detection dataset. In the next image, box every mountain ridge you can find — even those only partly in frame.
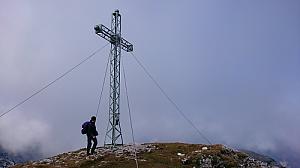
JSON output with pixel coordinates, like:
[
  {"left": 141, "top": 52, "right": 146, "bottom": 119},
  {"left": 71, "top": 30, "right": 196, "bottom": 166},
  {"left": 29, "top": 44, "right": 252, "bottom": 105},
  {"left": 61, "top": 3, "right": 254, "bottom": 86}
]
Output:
[
  {"left": 12, "top": 143, "right": 288, "bottom": 168},
  {"left": 0, "top": 146, "right": 42, "bottom": 168}
]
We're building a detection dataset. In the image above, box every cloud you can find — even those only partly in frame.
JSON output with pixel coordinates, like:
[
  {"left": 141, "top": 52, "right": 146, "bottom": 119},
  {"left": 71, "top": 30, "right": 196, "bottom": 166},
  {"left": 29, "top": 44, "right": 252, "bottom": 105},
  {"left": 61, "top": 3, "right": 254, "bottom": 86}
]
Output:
[{"left": 0, "top": 108, "right": 51, "bottom": 155}]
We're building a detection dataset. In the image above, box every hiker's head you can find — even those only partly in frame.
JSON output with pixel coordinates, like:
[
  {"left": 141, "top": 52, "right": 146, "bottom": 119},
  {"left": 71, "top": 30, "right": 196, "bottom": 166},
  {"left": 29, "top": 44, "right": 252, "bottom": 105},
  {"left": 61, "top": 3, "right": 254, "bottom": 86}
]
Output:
[{"left": 91, "top": 116, "right": 96, "bottom": 122}]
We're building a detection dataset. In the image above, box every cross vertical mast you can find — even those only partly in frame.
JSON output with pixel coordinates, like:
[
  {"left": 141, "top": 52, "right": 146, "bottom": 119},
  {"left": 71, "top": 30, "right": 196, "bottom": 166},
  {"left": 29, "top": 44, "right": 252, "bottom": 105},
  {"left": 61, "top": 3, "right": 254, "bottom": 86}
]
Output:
[
  {"left": 109, "top": 10, "right": 122, "bottom": 146},
  {"left": 94, "top": 10, "right": 133, "bottom": 147}
]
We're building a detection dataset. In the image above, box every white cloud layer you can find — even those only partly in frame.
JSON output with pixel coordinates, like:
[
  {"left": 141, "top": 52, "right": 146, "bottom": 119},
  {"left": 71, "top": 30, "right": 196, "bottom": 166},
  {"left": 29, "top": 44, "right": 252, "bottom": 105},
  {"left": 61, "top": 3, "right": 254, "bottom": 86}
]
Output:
[{"left": 0, "top": 110, "right": 51, "bottom": 155}]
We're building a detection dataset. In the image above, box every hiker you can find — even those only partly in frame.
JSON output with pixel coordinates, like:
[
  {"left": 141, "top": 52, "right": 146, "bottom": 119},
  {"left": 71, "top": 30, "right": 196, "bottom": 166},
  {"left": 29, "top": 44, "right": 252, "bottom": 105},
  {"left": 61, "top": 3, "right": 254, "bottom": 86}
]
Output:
[{"left": 82, "top": 116, "right": 98, "bottom": 156}]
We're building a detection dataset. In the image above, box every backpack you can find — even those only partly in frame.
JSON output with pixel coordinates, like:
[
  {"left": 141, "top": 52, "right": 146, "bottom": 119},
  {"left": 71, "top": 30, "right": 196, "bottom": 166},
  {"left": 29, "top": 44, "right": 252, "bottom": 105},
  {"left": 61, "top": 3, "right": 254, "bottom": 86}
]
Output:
[{"left": 81, "top": 121, "right": 90, "bottom": 134}]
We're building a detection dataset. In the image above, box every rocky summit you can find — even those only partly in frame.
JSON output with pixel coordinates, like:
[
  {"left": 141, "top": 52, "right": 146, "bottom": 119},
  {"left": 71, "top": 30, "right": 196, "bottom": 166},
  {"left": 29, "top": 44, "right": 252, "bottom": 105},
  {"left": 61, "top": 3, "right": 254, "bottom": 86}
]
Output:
[{"left": 13, "top": 143, "right": 285, "bottom": 168}]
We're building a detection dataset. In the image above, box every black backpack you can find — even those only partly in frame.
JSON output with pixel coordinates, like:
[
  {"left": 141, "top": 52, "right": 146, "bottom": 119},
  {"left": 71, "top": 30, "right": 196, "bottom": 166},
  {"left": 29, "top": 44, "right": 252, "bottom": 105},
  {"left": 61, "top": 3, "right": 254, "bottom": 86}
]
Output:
[{"left": 81, "top": 121, "right": 90, "bottom": 134}]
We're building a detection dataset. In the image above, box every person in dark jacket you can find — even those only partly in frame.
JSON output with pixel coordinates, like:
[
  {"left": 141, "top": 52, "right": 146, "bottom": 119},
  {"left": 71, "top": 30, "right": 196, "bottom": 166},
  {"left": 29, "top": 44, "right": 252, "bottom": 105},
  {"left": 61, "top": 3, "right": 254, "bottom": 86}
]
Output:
[{"left": 86, "top": 116, "right": 98, "bottom": 155}]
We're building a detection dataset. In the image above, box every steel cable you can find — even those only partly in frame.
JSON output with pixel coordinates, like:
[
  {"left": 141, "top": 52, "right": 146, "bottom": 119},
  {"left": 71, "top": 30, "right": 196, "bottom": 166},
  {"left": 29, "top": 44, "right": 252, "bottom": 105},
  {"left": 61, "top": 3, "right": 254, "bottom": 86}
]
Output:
[
  {"left": 130, "top": 52, "right": 212, "bottom": 145},
  {"left": 0, "top": 43, "right": 109, "bottom": 119},
  {"left": 95, "top": 54, "right": 111, "bottom": 118},
  {"left": 122, "top": 59, "right": 139, "bottom": 168}
]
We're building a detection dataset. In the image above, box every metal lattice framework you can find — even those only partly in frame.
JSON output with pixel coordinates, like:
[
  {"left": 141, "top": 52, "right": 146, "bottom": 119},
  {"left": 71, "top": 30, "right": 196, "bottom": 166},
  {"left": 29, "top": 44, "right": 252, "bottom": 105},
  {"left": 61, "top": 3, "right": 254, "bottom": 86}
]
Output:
[{"left": 94, "top": 10, "right": 133, "bottom": 147}]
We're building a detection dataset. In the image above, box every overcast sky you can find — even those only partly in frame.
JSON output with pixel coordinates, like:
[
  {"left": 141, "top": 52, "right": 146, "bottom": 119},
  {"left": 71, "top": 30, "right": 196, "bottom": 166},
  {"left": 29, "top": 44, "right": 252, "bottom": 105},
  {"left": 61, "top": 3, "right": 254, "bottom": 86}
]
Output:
[{"left": 0, "top": 0, "right": 299, "bottom": 166}]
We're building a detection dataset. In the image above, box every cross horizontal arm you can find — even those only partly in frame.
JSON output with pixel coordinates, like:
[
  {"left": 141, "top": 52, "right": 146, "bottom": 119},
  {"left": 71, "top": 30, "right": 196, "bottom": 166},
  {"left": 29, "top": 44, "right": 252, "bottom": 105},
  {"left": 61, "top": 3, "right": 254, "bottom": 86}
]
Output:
[
  {"left": 120, "top": 38, "right": 133, "bottom": 52},
  {"left": 94, "top": 24, "right": 113, "bottom": 43},
  {"left": 94, "top": 24, "right": 133, "bottom": 52}
]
